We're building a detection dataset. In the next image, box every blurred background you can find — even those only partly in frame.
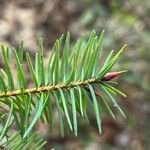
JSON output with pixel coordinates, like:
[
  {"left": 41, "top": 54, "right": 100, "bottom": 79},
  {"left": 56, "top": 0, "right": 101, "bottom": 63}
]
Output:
[{"left": 0, "top": 0, "right": 150, "bottom": 149}]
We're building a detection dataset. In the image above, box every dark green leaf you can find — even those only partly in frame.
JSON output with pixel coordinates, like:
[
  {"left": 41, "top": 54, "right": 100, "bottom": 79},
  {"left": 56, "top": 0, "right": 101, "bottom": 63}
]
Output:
[
  {"left": 70, "top": 88, "right": 77, "bottom": 136},
  {"left": 59, "top": 89, "right": 73, "bottom": 131},
  {"left": 88, "top": 84, "right": 102, "bottom": 133},
  {"left": 26, "top": 53, "right": 38, "bottom": 88}
]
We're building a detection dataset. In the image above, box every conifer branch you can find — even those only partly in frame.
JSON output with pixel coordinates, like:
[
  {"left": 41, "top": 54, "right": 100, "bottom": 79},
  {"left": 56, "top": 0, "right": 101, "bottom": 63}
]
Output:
[
  {"left": 0, "top": 30, "right": 127, "bottom": 149},
  {"left": 0, "top": 71, "right": 126, "bottom": 98}
]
